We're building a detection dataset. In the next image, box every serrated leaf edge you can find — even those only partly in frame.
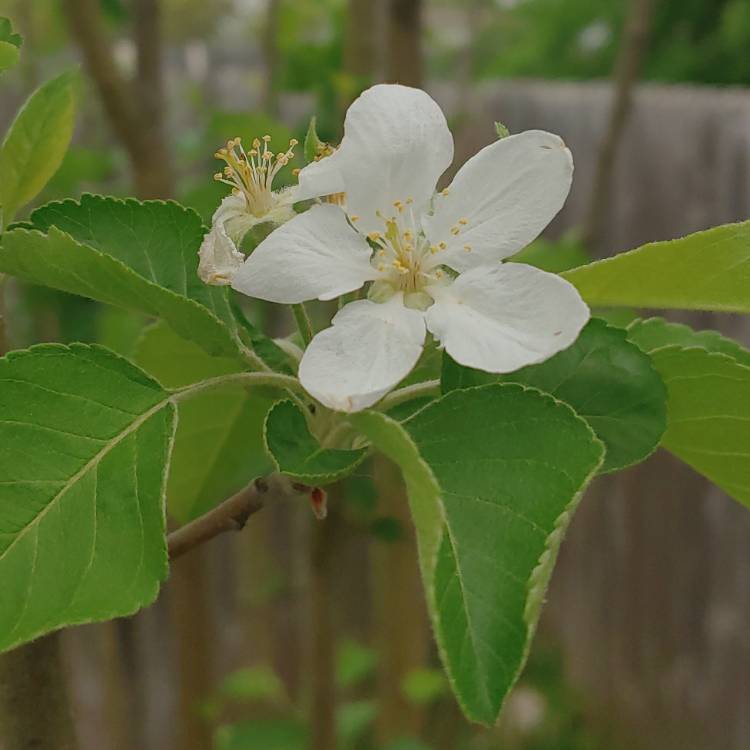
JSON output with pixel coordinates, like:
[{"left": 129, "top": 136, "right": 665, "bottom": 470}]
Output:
[
  {"left": 404, "top": 382, "right": 605, "bottom": 725},
  {"left": 0, "top": 226, "right": 243, "bottom": 360},
  {"left": 0, "top": 343, "right": 178, "bottom": 653}
]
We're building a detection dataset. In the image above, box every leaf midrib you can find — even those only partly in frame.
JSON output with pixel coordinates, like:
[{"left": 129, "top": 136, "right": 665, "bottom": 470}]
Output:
[{"left": 0, "top": 396, "right": 171, "bottom": 564}]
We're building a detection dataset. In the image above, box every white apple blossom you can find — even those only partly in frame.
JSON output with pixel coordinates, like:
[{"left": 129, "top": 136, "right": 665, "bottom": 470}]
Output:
[
  {"left": 198, "top": 135, "right": 299, "bottom": 285},
  {"left": 231, "top": 84, "right": 590, "bottom": 412}
]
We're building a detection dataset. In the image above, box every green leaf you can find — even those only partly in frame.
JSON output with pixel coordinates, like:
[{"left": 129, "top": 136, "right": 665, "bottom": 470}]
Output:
[
  {"left": 231, "top": 300, "right": 294, "bottom": 373},
  {"left": 304, "top": 115, "right": 325, "bottom": 164},
  {"left": 0, "top": 18, "right": 22, "bottom": 48},
  {"left": 0, "top": 18, "right": 21, "bottom": 73},
  {"left": 30, "top": 194, "right": 237, "bottom": 328},
  {"left": 336, "top": 639, "right": 377, "bottom": 689},
  {"left": 628, "top": 317, "right": 750, "bottom": 368},
  {"left": 0, "top": 344, "right": 174, "bottom": 653},
  {"left": 494, "top": 121, "right": 510, "bottom": 139},
  {"left": 0, "top": 202, "right": 243, "bottom": 360},
  {"left": 442, "top": 319, "right": 667, "bottom": 473},
  {"left": 402, "top": 668, "right": 448, "bottom": 705},
  {"left": 264, "top": 400, "right": 366, "bottom": 485},
  {"left": 135, "top": 322, "right": 273, "bottom": 523},
  {"left": 510, "top": 235, "right": 590, "bottom": 273},
  {"left": 0, "top": 71, "right": 77, "bottom": 225},
  {"left": 352, "top": 385, "right": 604, "bottom": 724},
  {"left": 651, "top": 348, "right": 750, "bottom": 508},
  {"left": 0, "top": 42, "right": 19, "bottom": 73},
  {"left": 563, "top": 222, "right": 750, "bottom": 313},
  {"left": 626, "top": 324, "right": 750, "bottom": 508},
  {"left": 216, "top": 719, "right": 306, "bottom": 750}
]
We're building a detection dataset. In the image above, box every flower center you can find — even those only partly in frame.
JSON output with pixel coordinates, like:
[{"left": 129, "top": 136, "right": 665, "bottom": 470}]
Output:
[
  {"left": 214, "top": 135, "right": 298, "bottom": 218},
  {"left": 364, "top": 198, "right": 471, "bottom": 305}
]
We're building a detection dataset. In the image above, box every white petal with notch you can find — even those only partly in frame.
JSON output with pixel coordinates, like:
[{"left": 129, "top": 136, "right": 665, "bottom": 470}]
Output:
[
  {"left": 423, "top": 131, "right": 573, "bottom": 272},
  {"left": 425, "top": 263, "right": 589, "bottom": 373}
]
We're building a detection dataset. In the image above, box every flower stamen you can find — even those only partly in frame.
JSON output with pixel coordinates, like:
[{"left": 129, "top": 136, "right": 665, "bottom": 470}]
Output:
[{"left": 213, "top": 135, "right": 297, "bottom": 217}]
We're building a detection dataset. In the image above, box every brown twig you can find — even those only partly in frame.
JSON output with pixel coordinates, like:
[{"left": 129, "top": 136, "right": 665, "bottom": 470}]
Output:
[
  {"left": 582, "top": 0, "right": 654, "bottom": 249},
  {"left": 168, "top": 478, "right": 272, "bottom": 561}
]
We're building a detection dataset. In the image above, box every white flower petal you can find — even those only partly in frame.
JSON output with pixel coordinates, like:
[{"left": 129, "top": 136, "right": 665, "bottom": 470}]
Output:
[
  {"left": 425, "top": 263, "right": 589, "bottom": 373},
  {"left": 231, "top": 204, "right": 377, "bottom": 304},
  {"left": 296, "top": 153, "right": 347, "bottom": 202},
  {"left": 197, "top": 223, "right": 244, "bottom": 286},
  {"left": 423, "top": 130, "right": 573, "bottom": 272},
  {"left": 327, "top": 84, "right": 454, "bottom": 234},
  {"left": 298, "top": 295, "right": 426, "bottom": 412}
]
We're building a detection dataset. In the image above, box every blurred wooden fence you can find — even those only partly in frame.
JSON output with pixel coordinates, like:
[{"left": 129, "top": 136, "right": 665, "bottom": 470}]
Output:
[{"left": 440, "top": 80, "right": 750, "bottom": 750}]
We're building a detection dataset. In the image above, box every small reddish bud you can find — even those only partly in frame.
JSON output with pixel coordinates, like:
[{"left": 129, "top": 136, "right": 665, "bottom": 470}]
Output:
[{"left": 309, "top": 487, "right": 328, "bottom": 520}]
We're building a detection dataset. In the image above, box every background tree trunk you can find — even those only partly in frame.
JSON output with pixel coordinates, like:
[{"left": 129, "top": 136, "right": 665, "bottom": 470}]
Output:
[
  {"left": 0, "top": 634, "right": 78, "bottom": 750},
  {"left": 385, "top": 0, "right": 423, "bottom": 87},
  {"left": 61, "top": 0, "right": 173, "bottom": 198},
  {"left": 582, "top": 0, "right": 654, "bottom": 249},
  {"left": 168, "top": 548, "right": 215, "bottom": 750},
  {"left": 372, "top": 456, "right": 429, "bottom": 745}
]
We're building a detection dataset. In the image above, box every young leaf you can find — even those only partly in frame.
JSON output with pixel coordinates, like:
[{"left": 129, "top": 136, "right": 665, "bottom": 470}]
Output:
[
  {"left": 265, "top": 400, "right": 367, "bottom": 484},
  {"left": 0, "top": 18, "right": 22, "bottom": 47},
  {"left": 135, "top": 322, "right": 274, "bottom": 522},
  {"left": 648, "top": 347, "right": 750, "bottom": 508},
  {"left": 628, "top": 317, "right": 750, "bottom": 368},
  {"left": 0, "top": 71, "right": 77, "bottom": 225},
  {"left": 494, "top": 121, "right": 510, "bottom": 139},
  {"left": 304, "top": 116, "right": 325, "bottom": 164},
  {"left": 0, "top": 41, "right": 19, "bottom": 73},
  {"left": 442, "top": 319, "right": 667, "bottom": 473},
  {"left": 0, "top": 18, "right": 22, "bottom": 74},
  {"left": 352, "top": 384, "right": 604, "bottom": 724},
  {"left": 0, "top": 344, "right": 175, "bottom": 653},
  {"left": 563, "top": 222, "right": 750, "bottom": 313},
  {"left": 0, "top": 221, "right": 242, "bottom": 360},
  {"left": 627, "top": 319, "right": 750, "bottom": 508}
]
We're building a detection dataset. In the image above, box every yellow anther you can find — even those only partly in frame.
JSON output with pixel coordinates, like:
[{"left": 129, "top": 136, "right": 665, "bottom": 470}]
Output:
[
  {"left": 289, "top": 138, "right": 299, "bottom": 146},
  {"left": 213, "top": 173, "right": 223, "bottom": 181},
  {"left": 438, "top": 241, "right": 447, "bottom": 250},
  {"left": 430, "top": 245, "right": 438, "bottom": 254},
  {"left": 350, "top": 215, "right": 360, "bottom": 222},
  {"left": 368, "top": 231, "right": 382, "bottom": 241},
  {"left": 263, "top": 134, "right": 272, "bottom": 142},
  {"left": 458, "top": 218, "right": 469, "bottom": 226},
  {"left": 463, "top": 244, "right": 472, "bottom": 252},
  {"left": 292, "top": 168, "right": 301, "bottom": 176},
  {"left": 450, "top": 226, "right": 461, "bottom": 236},
  {"left": 441, "top": 188, "right": 450, "bottom": 196},
  {"left": 253, "top": 138, "right": 261, "bottom": 148}
]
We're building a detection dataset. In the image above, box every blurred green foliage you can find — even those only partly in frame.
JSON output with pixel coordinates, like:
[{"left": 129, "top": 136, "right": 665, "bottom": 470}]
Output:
[{"left": 444, "top": 0, "right": 750, "bottom": 85}]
